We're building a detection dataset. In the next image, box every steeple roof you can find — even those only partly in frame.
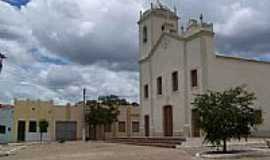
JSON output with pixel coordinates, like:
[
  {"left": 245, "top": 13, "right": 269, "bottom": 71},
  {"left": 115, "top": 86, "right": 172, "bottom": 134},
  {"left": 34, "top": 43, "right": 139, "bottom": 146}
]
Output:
[{"left": 138, "top": 1, "right": 178, "bottom": 24}]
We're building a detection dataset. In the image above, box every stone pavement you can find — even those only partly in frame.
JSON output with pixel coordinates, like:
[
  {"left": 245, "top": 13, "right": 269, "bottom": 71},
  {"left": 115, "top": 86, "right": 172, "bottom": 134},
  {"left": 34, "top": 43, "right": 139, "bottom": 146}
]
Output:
[{"left": 0, "top": 141, "right": 192, "bottom": 160}]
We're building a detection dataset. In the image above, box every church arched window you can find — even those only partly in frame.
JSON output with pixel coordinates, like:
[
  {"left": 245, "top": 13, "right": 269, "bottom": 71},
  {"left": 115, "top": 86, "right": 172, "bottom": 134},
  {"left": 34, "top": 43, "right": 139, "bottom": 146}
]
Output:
[
  {"left": 143, "top": 26, "right": 148, "bottom": 43},
  {"left": 161, "top": 25, "right": 165, "bottom": 31}
]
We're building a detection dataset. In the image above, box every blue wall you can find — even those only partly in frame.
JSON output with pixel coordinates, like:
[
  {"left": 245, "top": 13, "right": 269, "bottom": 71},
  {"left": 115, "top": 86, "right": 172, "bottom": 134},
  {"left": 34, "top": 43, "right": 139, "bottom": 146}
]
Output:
[{"left": 0, "top": 107, "right": 14, "bottom": 144}]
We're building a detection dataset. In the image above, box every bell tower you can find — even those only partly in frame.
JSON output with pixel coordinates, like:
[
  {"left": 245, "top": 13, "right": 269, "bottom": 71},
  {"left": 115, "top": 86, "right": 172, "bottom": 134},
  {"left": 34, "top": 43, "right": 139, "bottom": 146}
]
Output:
[{"left": 138, "top": 2, "right": 179, "bottom": 60}]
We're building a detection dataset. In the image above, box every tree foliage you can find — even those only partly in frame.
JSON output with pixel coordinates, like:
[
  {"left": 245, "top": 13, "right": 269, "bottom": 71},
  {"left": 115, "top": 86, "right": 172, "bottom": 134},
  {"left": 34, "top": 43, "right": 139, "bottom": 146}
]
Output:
[
  {"left": 192, "top": 86, "right": 262, "bottom": 152},
  {"left": 39, "top": 119, "right": 49, "bottom": 142},
  {"left": 98, "top": 95, "right": 130, "bottom": 106},
  {"left": 85, "top": 102, "right": 119, "bottom": 126},
  {"left": 85, "top": 100, "right": 119, "bottom": 140}
]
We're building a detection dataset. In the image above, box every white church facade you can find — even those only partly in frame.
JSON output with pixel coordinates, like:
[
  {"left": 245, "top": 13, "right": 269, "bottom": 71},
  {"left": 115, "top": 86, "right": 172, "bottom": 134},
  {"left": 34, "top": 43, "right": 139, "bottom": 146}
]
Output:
[{"left": 139, "top": 3, "right": 270, "bottom": 137}]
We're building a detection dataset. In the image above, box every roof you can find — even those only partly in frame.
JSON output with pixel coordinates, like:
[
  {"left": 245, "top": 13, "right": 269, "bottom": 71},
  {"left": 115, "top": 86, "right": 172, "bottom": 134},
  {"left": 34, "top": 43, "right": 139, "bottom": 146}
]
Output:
[
  {"left": 216, "top": 54, "right": 270, "bottom": 65},
  {"left": 0, "top": 104, "right": 14, "bottom": 109},
  {"left": 138, "top": 4, "right": 178, "bottom": 24},
  {"left": 139, "top": 29, "right": 214, "bottom": 63}
]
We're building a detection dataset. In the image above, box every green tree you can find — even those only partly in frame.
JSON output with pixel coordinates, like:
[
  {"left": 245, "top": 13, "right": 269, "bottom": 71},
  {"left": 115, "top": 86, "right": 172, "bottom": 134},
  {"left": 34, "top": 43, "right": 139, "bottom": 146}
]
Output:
[
  {"left": 39, "top": 119, "right": 49, "bottom": 142},
  {"left": 192, "top": 86, "right": 262, "bottom": 153},
  {"left": 98, "top": 95, "right": 130, "bottom": 106},
  {"left": 85, "top": 102, "right": 119, "bottom": 140}
]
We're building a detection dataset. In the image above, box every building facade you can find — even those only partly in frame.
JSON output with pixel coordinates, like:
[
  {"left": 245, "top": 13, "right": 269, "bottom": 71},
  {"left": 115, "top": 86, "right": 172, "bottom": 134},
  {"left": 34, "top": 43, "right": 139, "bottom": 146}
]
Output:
[
  {"left": 139, "top": 4, "right": 269, "bottom": 138},
  {"left": 13, "top": 99, "right": 83, "bottom": 142},
  {"left": 85, "top": 104, "right": 141, "bottom": 140},
  {"left": 12, "top": 99, "right": 140, "bottom": 142},
  {"left": 0, "top": 104, "right": 14, "bottom": 144}
]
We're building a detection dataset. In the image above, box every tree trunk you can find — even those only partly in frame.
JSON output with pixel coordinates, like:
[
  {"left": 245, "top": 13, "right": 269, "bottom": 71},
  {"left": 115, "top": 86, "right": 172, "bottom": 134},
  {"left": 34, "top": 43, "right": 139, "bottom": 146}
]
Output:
[
  {"left": 223, "top": 138, "right": 227, "bottom": 153},
  {"left": 94, "top": 125, "right": 97, "bottom": 140},
  {"left": 40, "top": 132, "right": 42, "bottom": 143}
]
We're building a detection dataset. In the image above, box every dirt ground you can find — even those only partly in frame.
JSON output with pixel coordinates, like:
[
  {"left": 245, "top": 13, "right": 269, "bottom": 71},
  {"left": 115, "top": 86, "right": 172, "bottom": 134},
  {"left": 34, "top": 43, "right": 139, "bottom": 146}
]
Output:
[{"left": 1, "top": 141, "right": 192, "bottom": 160}]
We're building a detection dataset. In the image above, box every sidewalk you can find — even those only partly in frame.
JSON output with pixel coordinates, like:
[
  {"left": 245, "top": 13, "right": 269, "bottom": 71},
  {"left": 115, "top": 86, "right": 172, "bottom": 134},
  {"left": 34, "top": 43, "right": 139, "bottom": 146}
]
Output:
[
  {"left": 179, "top": 137, "right": 270, "bottom": 159},
  {"left": 0, "top": 142, "right": 37, "bottom": 157},
  {"left": 179, "top": 137, "right": 267, "bottom": 148}
]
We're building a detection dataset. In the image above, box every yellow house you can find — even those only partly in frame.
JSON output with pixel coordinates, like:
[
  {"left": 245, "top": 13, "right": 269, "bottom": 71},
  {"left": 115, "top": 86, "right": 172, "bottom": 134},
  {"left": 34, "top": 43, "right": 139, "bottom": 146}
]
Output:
[
  {"left": 13, "top": 99, "right": 83, "bottom": 142},
  {"left": 85, "top": 104, "right": 141, "bottom": 140}
]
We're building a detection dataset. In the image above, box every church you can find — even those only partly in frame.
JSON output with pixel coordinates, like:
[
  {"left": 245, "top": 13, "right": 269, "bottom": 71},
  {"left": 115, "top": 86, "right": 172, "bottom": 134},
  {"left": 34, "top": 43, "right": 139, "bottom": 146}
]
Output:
[{"left": 138, "top": 2, "right": 270, "bottom": 138}]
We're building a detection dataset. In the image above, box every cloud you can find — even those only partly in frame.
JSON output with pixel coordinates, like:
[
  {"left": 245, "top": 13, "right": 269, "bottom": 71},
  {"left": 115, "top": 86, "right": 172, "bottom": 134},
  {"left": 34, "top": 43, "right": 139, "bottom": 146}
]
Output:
[
  {"left": 18, "top": 0, "right": 142, "bottom": 70},
  {"left": 177, "top": 0, "right": 270, "bottom": 56},
  {"left": 1, "top": 0, "right": 270, "bottom": 105}
]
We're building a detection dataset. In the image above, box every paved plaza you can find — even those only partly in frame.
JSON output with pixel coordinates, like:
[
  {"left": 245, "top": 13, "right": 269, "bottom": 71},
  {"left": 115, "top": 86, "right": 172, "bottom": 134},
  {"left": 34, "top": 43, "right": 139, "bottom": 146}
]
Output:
[
  {"left": 1, "top": 139, "right": 270, "bottom": 160},
  {"left": 0, "top": 141, "right": 192, "bottom": 160}
]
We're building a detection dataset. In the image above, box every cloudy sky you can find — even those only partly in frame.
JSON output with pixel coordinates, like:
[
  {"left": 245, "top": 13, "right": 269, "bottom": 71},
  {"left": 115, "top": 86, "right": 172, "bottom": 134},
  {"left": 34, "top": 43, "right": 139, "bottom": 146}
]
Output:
[{"left": 0, "top": 0, "right": 270, "bottom": 105}]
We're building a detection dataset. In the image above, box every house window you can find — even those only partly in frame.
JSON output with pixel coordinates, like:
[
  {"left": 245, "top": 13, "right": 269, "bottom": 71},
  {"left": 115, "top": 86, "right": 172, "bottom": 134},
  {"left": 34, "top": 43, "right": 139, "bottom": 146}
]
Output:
[
  {"left": 143, "top": 26, "right": 148, "bottom": 43},
  {"left": 172, "top": 71, "right": 179, "bottom": 91},
  {"left": 132, "top": 121, "right": 140, "bottom": 133},
  {"left": 191, "top": 69, "right": 198, "bottom": 87},
  {"left": 29, "top": 121, "right": 37, "bottom": 132},
  {"left": 157, "top": 76, "right": 162, "bottom": 95},
  {"left": 104, "top": 124, "right": 112, "bottom": 132},
  {"left": 144, "top": 84, "right": 149, "bottom": 98},
  {"left": 118, "top": 121, "right": 126, "bottom": 132},
  {"left": 0, "top": 125, "right": 6, "bottom": 134}
]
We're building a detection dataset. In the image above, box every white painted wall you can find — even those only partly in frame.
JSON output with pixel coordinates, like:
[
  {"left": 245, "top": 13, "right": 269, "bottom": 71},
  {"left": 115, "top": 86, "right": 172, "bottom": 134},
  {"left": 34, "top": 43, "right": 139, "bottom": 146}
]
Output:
[{"left": 139, "top": 6, "right": 270, "bottom": 138}]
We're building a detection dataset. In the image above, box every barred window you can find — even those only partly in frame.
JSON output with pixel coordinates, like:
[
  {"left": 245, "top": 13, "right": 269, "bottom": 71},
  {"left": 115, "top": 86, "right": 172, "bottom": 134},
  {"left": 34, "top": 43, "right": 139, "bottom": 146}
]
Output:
[
  {"left": 143, "top": 26, "right": 148, "bottom": 43},
  {"left": 157, "top": 76, "right": 162, "bottom": 95},
  {"left": 118, "top": 121, "right": 126, "bottom": 132},
  {"left": 0, "top": 125, "right": 6, "bottom": 134},
  {"left": 172, "top": 71, "right": 179, "bottom": 91},
  {"left": 144, "top": 84, "right": 149, "bottom": 98},
  {"left": 29, "top": 121, "right": 37, "bottom": 132},
  {"left": 191, "top": 69, "right": 198, "bottom": 87},
  {"left": 132, "top": 121, "right": 140, "bottom": 133}
]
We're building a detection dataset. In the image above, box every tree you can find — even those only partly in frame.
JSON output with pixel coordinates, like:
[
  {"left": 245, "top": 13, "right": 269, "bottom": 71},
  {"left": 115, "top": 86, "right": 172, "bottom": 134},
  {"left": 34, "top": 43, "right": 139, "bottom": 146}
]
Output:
[
  {"left": 39, "top": 119, "right": 49, "bottom": 142},
  {"left": 85, "top": 102, "right": 119, "bottom": 140},
  {"left": 192, "top": 86, "right": 262, "bottom": 153},
  {"left": 98, "top": 95, "right": 130, "bottom": 106}
]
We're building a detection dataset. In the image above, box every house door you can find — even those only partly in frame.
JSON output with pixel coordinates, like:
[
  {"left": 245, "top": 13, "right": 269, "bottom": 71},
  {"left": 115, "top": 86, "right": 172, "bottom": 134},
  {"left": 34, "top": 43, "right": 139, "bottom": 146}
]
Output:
[
  {"left": 192, "top": 109, "right": 200, "bottom": 137},
  {"left": 17, "top": 121, "right": 26, "bottom": 141},
  {"left": 144, "top": 115, "right": 150, "bottom": 137},
  {"left": 55, "top": 121, "right": 77, "bottom": 141},
  {"left": 163, "top": 106, "right": 173, "bottom": 137}
]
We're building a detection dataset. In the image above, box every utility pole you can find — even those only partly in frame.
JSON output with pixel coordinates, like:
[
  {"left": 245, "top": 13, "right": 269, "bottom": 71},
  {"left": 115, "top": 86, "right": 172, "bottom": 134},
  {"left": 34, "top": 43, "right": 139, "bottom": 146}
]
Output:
[{"left": 82, "top": 88, "right": 86, "bottom": 141}]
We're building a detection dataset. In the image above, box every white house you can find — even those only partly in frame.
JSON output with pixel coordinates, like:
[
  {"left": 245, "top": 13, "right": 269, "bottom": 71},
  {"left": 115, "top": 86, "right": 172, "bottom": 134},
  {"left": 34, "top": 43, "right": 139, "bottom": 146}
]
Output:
[{"left": 139, "top": 3, "right": 270, "bottom": 138}]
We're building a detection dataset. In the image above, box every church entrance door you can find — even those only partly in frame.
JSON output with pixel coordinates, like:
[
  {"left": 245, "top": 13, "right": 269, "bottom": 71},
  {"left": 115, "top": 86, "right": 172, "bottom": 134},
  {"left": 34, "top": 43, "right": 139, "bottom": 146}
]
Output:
[
  {"left": 192, "top": 109, "right": 200, "bottom": 137},
  {"left": 144, "top": 115, "right": 150, "bottom": 137},
  {"left": 163, "top": 105, "right": 173, "bottom": 137}
]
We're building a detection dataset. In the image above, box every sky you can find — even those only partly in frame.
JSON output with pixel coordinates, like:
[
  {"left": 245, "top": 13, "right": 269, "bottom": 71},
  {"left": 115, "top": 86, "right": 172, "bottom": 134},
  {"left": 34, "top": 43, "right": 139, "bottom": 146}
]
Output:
[{"left": 0, "top": 0, "right": 270, "bottom": 105}]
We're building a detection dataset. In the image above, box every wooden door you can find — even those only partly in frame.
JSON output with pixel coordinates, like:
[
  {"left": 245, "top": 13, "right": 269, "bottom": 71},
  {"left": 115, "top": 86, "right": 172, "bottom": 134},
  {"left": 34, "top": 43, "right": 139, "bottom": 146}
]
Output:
[
  {"left": 55, "top": 121, "right": 77, "bottom": 141},
  {"left": 17, "top": 121, "right": 25, "bottom": 141},
  {"left": 192, "top": 109, "right": 200, "bottom": 137},
  {"left": 163, "top": 106, "right": 173, "bottom": 137},
  {"left": 144, "top": 115, "right": 150, "bottom": 137}
]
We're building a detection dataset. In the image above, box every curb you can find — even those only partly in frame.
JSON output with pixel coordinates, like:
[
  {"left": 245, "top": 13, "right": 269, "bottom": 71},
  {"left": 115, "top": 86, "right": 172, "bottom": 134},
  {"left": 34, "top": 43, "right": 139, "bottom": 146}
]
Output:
[
  {"left": 0, "top": 146, "right": 26, "bottom": 157},
  {"left": 0, "top": 152, "right": 9, "bottom": 157},
  {"left": 196, "top": 149, "right": 270, "bottom": 159}
]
